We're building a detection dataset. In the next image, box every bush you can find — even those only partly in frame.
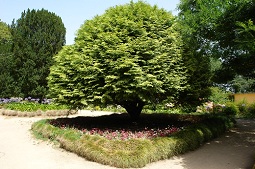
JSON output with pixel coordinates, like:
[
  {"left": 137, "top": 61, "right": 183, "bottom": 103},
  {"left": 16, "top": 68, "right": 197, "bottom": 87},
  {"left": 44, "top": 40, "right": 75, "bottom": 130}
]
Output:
[
  {"left": 236, "top": 100, "right": 249, "bottom": 117},
  {"left": 31, "top": 115, "right": 234, "bottom": 168},
  {"left": 235, "top": 101, "right": 255, "bottom": 118},
  {"left": 209, "top": 87, "right": 231, "bottom": 104},
  {"left": 222, "top": 102, "right": 239, "bottom": 116},
  {"left": 247, "top": 102, "right": 255, "bottom": 118}
]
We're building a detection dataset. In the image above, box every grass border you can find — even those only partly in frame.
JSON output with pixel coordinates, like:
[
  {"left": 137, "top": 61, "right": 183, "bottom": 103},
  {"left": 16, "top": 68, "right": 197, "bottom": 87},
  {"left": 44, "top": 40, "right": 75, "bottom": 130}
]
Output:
[{"left": 31, "top": 116, "right": 235, "bottom": 168}]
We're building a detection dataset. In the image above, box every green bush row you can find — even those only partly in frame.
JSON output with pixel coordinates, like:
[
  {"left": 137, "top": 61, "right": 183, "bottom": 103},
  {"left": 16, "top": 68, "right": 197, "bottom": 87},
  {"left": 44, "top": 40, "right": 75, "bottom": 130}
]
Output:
[
  {"left": 198, "top": 101, "right": 255, "bottom": 118},
  {"left": 1, "top": 102, "right": 70, "bottom": 112},
  {"left": 31, "top": 116, "right": 234, "bottom": 168}
]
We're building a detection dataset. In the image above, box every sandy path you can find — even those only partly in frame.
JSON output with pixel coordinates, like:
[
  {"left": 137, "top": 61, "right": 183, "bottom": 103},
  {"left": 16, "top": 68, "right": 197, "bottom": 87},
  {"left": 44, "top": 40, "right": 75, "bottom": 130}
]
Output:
[
  {"left": 145, "top": 119, "right": 255, "bottom": 169},
  {"left": 0, "top": 116, "right": 115, "bottom": 169},
  {"left": 0, "top": 111, "right": 254, "bottom": 169}
]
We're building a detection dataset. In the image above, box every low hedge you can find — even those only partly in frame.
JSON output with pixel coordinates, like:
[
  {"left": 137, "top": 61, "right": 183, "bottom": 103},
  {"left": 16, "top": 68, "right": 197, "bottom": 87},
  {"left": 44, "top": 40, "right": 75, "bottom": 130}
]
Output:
[
  {"left": 0, "top": 108, "right": 77, "bottom": 117},
  {"left": 31, "top": 116, "right": 234, "bottom": 168}
]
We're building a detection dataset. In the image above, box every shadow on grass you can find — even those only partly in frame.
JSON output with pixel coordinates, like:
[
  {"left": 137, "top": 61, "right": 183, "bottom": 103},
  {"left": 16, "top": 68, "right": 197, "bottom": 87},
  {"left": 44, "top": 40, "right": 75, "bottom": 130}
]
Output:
[{"left": 49, "top": 113, "right": 207, "bottom": 133}]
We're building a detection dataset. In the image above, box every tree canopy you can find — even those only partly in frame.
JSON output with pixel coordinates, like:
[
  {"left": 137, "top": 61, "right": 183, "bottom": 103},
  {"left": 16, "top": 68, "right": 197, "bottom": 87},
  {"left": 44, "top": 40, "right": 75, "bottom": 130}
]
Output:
[
  {"left": 177, "top": 0, "right": 255, "bottom": 92},
  {"left": 48, "top": 1, "right": 187, "bottom": 119},
  {"left": 175, "top": 0, "right": 216, "bottom": 107},
  {"left": 0, "top": 20, "right": 12, "bottom": 42},
  {"left": 10, "top": 8, "right": 66, "bottom": 98}
]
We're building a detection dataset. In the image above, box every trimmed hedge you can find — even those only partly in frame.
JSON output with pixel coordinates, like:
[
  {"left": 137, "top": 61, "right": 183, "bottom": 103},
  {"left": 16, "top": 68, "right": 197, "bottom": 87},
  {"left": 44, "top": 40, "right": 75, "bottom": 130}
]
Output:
[{"left": 31, "top": 116, "right": 234, "bottom": 168}]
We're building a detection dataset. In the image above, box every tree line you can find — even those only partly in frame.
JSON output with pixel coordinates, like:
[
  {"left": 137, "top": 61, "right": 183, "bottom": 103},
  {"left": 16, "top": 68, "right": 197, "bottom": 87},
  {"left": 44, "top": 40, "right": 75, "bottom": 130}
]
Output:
[{"left": 0, "top": 1, "right": 254, "bottom": 116}]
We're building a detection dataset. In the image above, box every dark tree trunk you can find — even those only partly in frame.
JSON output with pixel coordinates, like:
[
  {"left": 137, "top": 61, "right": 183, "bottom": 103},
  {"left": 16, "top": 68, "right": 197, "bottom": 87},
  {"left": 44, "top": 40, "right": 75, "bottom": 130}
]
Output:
[{"left": 122, "top": 100, "right": 145, "bottom": 121}]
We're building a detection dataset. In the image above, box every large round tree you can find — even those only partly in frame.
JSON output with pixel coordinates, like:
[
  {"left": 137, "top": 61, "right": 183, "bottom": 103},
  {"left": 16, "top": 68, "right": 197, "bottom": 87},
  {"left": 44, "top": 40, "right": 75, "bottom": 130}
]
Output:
[
  {"left": 11, "top": 9, "right": 66, "bottom": 99},
  {"left": 48, "top": 1, "right": 187, "bottom": 119}
]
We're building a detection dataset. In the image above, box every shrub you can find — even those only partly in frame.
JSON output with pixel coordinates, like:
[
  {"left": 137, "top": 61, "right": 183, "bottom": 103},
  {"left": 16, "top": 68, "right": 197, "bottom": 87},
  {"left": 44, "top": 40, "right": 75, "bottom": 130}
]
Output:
[
  {"left": 247, "top": 102, "right": 255, "bottom": 118},
  {"left": 236, "top": 100, "right": 249, "bottom": 117},
  {"left": 222, "top": 102, "right": 239, "bottom": 116},
  {"left": 209, "top": 87, "right": 231, "bottom": 104},
  {"left": 235, "top": 101, "right": 255, "bottom": 118}
]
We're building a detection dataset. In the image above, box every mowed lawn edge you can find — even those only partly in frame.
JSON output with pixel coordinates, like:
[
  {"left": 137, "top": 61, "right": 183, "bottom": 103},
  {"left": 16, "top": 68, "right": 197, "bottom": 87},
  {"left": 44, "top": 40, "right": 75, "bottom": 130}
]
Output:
[{"left": 31, "top": 115, "right": 235, "bottom": 168}]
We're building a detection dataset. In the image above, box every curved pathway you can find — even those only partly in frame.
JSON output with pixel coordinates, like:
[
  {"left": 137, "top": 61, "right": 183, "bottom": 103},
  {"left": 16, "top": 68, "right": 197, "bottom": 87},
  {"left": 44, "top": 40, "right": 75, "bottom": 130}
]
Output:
[
  {"left": 0, "top": 112, "right": 254, "bottom": 169},
  {"left": 146, "top": 118, "right": 255, "bottom": 169}
]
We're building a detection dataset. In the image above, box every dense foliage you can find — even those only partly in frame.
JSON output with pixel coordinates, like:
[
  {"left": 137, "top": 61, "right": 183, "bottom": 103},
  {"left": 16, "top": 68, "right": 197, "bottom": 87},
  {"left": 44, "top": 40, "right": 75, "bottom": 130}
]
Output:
[
  {"left": 177, "top": 0, "right": 255, "bottom": 92},
  {"left": 10, "top": 9, "right": 66, "bottom": 99},
  {"left": 0, "top": 20, "right": 15, "bottom": 97},
  {"left": 0, "top": 20, "right": 12, "bottom": 41},
  {"left": 175, "top": 0, "right": 215, "bottom": 108},
  {"left": 48, "top": 1, "right": 187, "bottom": 119}
]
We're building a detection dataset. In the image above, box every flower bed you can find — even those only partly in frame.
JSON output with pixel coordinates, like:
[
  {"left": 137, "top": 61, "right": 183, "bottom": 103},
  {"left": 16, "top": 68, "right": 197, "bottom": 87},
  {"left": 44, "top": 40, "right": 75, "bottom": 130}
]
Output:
[{"left": 31, "top": 113, "right": 235, "bottom": 168}]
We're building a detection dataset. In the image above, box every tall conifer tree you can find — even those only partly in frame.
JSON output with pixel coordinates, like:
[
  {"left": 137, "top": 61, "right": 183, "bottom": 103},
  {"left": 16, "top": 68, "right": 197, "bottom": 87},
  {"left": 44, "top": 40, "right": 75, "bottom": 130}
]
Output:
[{"left": 11, "top": 9, "right": 66, "bottom": 98}]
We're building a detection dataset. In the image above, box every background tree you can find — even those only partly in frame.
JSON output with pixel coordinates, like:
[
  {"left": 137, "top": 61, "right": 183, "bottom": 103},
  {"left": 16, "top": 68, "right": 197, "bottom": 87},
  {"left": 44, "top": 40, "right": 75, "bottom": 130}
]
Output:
[
  {"left": 48, "top": 1, "right": 187, "bottom": 119},
  {"left": 230, "top": 75, "right": 255, "bottom": 93},
  {"left": 0, "top": 20, "right": 15, "bottom": 97},
  {"left": 175, "top": 0, "right": 217, "bottom": 109},
  {"left": 11, "top": 9, "right": 66, "bottom": 99},
  {"left": 0, "top": 20, "right": 12, "bottom": 42},
  {"left": 177, "top": 0, "right": 255, "bottom": 94},
  {"left": 213, "top": 1, "right": 255, "bottom": 84}
]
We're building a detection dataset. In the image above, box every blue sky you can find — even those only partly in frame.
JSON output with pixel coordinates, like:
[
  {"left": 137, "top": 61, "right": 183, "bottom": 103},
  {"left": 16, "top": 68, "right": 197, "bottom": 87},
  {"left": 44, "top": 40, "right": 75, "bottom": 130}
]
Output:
[{"left": 0, "top": 0, "right": 180, "bottom": 45}]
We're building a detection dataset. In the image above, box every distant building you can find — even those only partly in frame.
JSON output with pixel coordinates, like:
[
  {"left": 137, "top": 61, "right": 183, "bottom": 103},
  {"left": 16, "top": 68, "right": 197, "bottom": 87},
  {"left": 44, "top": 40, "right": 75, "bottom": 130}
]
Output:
[{"left": 234, "top": 93, "right": 255, "bottom": 103}]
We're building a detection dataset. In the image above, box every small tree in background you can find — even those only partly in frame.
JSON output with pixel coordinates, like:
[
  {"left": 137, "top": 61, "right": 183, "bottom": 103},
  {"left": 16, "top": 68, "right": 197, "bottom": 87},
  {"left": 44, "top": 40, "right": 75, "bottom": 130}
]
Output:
[
  {"left": 176, "top": 0, "right": 216, "bottom": 110},
  {"left": 48, "top": 1, "right": 187, "bottom": 119},
  {"left": 11, "top": 9, "right": 66, "bottom": 99},
  {"left": 230, "top": 75, "right": 255, "bottom": 93}
]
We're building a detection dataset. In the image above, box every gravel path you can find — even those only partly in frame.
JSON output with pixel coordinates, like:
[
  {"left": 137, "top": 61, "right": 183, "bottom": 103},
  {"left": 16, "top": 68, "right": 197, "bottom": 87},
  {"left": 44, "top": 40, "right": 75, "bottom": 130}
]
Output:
[{"left": 0, "top": 111, "right": 254, "bottom": 169}]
